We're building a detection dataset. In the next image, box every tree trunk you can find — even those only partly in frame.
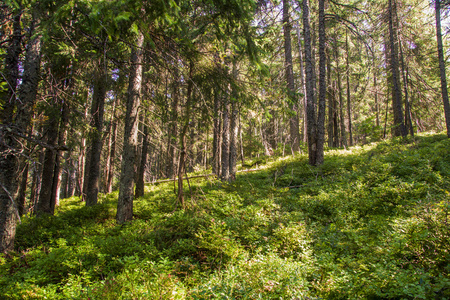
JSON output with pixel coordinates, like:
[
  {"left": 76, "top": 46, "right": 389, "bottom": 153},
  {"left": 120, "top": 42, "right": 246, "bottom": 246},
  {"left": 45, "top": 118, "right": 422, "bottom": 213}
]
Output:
[
  {"left": 335, "top": 42, "right": 347, "bottom": 148},
  {"left": 135, "top": 123, "right": 149, "bottom": 199},
  {"left": 229, "top": 61, "right": 239, "bottom": 181},
  {"left": 117, "top": 32, "right": 144, "bottom": 223},
  {"left": 435, "top": 0, "right": 450, "bottom": 138},
  {"left": 327, "top": 50, "right": 334, "bottom": 148},
  {"left": 221, "top": 89, "right": 230, "bottom": 181},
  {"left": 315, "top": 0, "right": 327, "bottom": 165},
  {"left": 283, "top": 0, "right": 300, "bottom": 153},
  {"left": 388, "top": 0, "right": 406, "bottom": 137},
  {"left": 36, "top": 114, "right": 59, "bottom": 215},
  {"left": 166, "top": 66, "right": 179, "bottom": 179},
  {"left": 302, "top": 0, "right": 318, "bottom": 166},
  {"left": 85, "top": 60, "right": 107, "bottom": 206},
  {"left": 50, "top": 101, "right": 69, "bottom": 210},
  {"left": 106, "top": 107, "right": 118, "bottom": 194},
  {"left": 296, "top": 21, "right": 308, "bottom": 144},
  {"left": 1, "top": 10, "right": 22, "bottom": 123},
  {"left": 177, "top": 61, "right": 194, "bottom": 206},
  {"left": 346, "top": 31, "right": 353, "bottom": 146}
]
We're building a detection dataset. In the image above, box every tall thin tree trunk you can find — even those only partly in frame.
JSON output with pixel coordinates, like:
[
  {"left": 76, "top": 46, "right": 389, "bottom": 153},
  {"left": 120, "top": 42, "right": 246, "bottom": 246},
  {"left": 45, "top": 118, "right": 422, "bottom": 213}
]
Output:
[
  {"left": 335, "top": 42, "right": 347, "bottom": 148},
  {"left": 435, "top": 0, "right": 450, "bottom": 138},
  {"left": 327, "top": 50, "right": 334, "bottom": 148},
  {"left": 135, "top": 123, "right": 149, "bottom": 199},
  {"left": 1, "top": 11, "right": 22, "bottom": 123},
  {"left": 345, "top": 31, "right": 353, "bottom": 146},
  {"left": 229, "top": 62, "right": 239, "bottom": 181},
  {"left": 374, "top": 70, "right": 380, "bottom": 127},
  {"left": 399, "top": 42, "right": 413, "bottom": 137},
  {"left": 221, "top": 89, "right": 230, "bottom": 182},
  {"left": 117, "top": 32, "right": 144, "bottom": 223},
  {"left": 315, "top": 0, "right": 327, "bottom": 165},
  {"left": 296, "top": 21, "right": 308, "bottom": 144},
  {"left": 85, "top": 60, "right": 107, "bottom": 206},
  {"left": 177, "top": 61, "right": 194, "bottom": 206},
  {"left": 167, "top": 65, "right": 179, "bottom": 179},
  {"left": 36, "top": 113, "right": 59, "bottom": 215},
  {"left": 283, "top": 0, "right": 300, "bottom": 153},
  {"left": 212, "top": 86, "right": 222, "bottom": 176},
  {"left": 303, "top": 0, "right": 318, "bottom": 166},
  {"left": 50, "top": 101, "right": 69, "bottom": 210},
  {"left": 388, "top": 0, "right": 406, "bottom": 137}
]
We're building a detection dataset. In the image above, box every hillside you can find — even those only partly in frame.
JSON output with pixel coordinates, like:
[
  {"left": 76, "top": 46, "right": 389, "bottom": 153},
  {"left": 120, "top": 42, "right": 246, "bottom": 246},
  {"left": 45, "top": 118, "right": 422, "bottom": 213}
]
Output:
[{"left": 1, "top": 133, "right": 449, "bottom": 299}]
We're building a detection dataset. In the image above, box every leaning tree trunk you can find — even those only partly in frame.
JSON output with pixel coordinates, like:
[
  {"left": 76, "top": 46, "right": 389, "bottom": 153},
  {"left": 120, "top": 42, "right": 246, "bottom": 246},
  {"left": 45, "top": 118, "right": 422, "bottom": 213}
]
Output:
[
  {"left": 435, "top": 0, "right": 450, "bottom": 138},
  {"left": 117, "top": 32, "right": 144, "bottom": 223},
  {"left": 302, "top": 0, "right": 318, "bottom": 166},
  {"left": 283, "top": 0, "right": 300, "bottom": 153}
]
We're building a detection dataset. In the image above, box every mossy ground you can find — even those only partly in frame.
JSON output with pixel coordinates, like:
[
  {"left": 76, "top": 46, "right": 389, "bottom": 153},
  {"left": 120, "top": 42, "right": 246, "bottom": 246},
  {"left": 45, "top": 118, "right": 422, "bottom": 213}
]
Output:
[{"left": 1, "top": 132, "right": 449, "bottom": 299}]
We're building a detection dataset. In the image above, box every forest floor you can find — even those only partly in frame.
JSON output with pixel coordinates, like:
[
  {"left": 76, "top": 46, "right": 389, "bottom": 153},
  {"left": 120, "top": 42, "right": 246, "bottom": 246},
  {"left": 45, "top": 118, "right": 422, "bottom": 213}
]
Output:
[{"left": 1, "top": 132, "right": 450, "bottom": 299}]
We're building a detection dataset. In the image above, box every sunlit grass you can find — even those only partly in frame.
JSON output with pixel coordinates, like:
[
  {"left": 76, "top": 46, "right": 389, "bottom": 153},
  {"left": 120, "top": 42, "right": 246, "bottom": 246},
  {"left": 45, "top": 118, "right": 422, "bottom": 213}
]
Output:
[{"left": 1, "top": 133, "right": 449, "bottom": 299}]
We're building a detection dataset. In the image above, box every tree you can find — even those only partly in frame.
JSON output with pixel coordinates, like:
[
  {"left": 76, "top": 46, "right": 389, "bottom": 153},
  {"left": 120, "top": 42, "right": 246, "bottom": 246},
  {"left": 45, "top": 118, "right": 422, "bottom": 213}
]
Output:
[
  {"left": 283, "top": 0, "right": 300, "bottom": 153},
  {"left": 388, "top": 0, "right": 407, "bottom": 137},
  {"left": 117, "top": 31, "right": 144, "bottom": 223},
  {"left": 435, "top": 0, "right": 450, "bottom": 138}
]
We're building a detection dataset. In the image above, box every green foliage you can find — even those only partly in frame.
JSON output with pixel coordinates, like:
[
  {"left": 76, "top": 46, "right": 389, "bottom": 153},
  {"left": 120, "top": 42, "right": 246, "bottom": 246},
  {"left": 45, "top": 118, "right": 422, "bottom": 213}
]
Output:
[{"left": 2, "top": 133, "right": 450, "bottom": 299}]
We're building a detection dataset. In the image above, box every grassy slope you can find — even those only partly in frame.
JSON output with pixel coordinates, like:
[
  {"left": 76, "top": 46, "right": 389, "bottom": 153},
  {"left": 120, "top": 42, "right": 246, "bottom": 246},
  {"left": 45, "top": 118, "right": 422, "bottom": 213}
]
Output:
[{"left": 1, "top": 133, "right": 450, "bottom": 299}]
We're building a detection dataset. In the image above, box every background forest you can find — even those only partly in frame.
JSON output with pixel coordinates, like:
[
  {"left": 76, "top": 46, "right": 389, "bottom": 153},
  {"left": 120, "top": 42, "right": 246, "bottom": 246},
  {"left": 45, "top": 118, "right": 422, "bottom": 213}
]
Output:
[{"left": 1, "top": 0, "right": 450, "bottom": 298}]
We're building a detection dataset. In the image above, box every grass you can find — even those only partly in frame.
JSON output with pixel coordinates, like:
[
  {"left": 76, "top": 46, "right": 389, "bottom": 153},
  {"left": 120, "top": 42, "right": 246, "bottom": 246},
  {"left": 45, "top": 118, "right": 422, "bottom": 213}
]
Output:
[{"left": 1, "top": 132, "right": 450, "bottom": 299}]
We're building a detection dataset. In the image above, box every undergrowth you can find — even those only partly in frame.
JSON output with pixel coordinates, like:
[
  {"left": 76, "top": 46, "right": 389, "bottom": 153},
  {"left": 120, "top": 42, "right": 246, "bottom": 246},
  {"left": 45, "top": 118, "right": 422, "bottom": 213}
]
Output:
[{"left": 1, "top": 132, "right": 449, "bottom": 299}]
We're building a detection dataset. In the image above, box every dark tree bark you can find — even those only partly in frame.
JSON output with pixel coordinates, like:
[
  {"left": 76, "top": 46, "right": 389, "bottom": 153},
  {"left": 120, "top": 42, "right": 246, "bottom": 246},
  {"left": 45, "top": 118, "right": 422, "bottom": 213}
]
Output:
[
  {"left": 50, "top": 100, "right": 69, "bottom": 210},
  {"left": 1, "top": 10, "right": 22, "bottom": 123},
  {"left": 221, "top": 88, "right": 230, "bottom": 181},
  {"left": 296, "top": 21, "right": 308, "bottom": 144},
  {"left": 345, "top": 31, "right": 353, "bottom": 146},
  {"left": 15, "top": 16, "right": 42, "bottom": 215},
  {"left": 229, "top": 61, "right": 239, "bottom": 181},
  {"left": 117, "top": 32, "right": 144, "bottom": 223},
  {"left": 374, "top": 70, "right": 380, "bottom": 128},
  {"left": 388, "top": 0, "right": 406, "bottom": 137},
  {"left": 85, "top": 61, "right": 107, "bottom": 206},
  {"left": 36, "top": 113, "right": 59, "bottom": 215},
  {"left": 166, "top": 66, "right": 179, "bottom": 179},
  {"left": 103, "top": 94, "right": 117, "bottom": 193},
  {"left": 283, "top": 0, "right": 300, "bottom": 153},
  {"left": 0, "top": 11, "right": 23, "bottom": 250},
  {"left": 315, "top": 0, "right": 327, "bottom": 165},
  {"left": 106, "top": 107, "right": 118, "bottom": 194},
  {"left": 335, "top": 42, "right": 347, "bottom": 148},
  {"left": 302, "top": 0, "right": 318, "bottom": 166},
  {"left": 135, "top": 123, "right": 149, "bottom": 199},
  {"left": 435, "top": 0, "right": 450, "bottom": 138},
  {"left": 327, "top": 50, "right": 334, "bottom": 148},
  {"left": 177, "top": 61, "right": 194, "bottom": 206}
]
